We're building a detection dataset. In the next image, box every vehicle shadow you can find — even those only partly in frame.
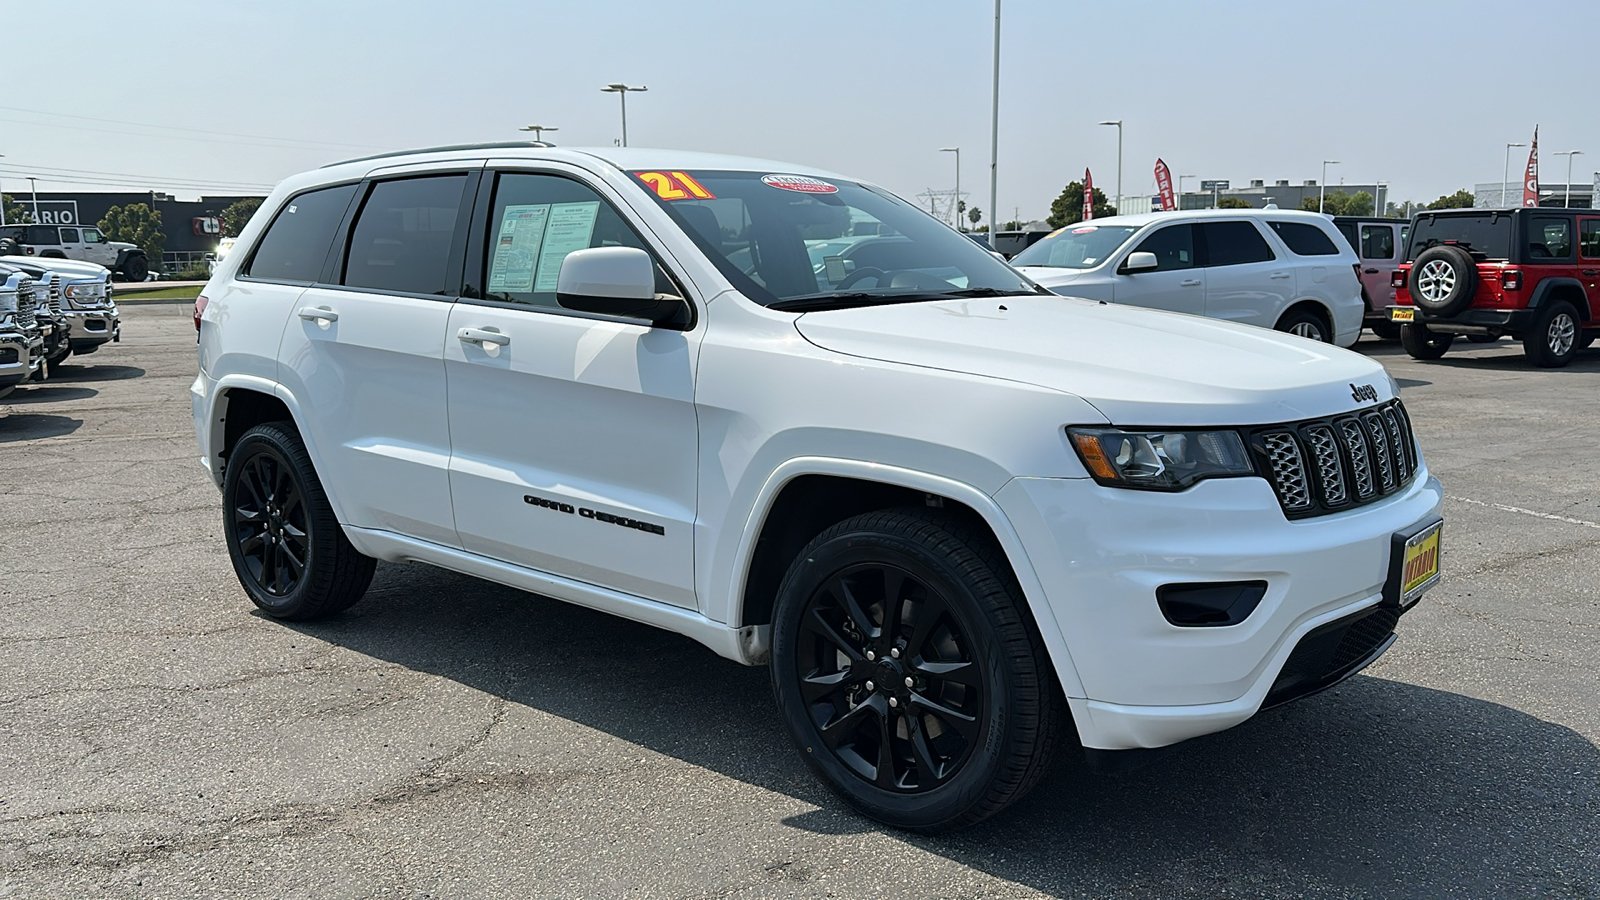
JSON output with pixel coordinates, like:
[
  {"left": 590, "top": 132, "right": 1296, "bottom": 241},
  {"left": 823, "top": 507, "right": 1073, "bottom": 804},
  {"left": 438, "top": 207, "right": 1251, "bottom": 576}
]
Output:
[
  {"left": 0, "top": 413, "right": 83, "bottom": 441},
  {"left": 0, "top": 385, "right": 98, "bottom": 404},
  {"left": 46, "top": 363, "right": 146, "bottom": 382},
  {"left": 288, "top": 563, "right": 1600, "bottom": 898}
]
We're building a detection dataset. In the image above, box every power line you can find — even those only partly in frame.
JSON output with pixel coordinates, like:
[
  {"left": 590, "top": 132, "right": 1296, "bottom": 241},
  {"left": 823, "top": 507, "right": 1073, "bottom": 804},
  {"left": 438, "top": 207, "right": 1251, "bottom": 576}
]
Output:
[
  {"left": 0, "top": 162, "right": 274, "bottom": 191},
  {"left": 0, "top": 171, "right": 271, "bottom": 195},
  {"left": 0, "top": 104, "right": 387, "bottom": 151}
]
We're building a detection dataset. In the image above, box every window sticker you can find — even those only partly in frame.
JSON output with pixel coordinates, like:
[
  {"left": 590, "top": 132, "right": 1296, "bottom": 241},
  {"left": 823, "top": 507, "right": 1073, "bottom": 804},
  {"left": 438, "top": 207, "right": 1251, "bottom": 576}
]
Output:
[
  {"left": 487, "top": 204, "right": 552, "bottom": 293},
  {"left": 532, "top": 201, "right": 601, "bottom": 293},
  {"left": 760, "top": 174, "right": 838, "bottom": 194},
  {"left": 1071, "top": 226, "right": 1097, "bottom": 234},
  {"left": 634, "top": 171, "right": 715, "bottom": 200}
]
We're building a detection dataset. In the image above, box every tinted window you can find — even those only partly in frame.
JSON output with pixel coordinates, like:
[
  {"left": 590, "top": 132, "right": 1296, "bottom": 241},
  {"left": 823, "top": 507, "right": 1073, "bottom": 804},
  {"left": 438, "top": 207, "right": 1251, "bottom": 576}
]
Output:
[
  {"left": 1527, "top": 216, "right": 1572, "bottom": 261},
  {"left": 1581, "top": 220, "right": 1600, "bottom": 258},
  {"left": 59, "top": 227, "right": 80, "bottom": 243},
  {"left": 1200, "top": 221, "right": 1275, "bottom": 266},
  {"left": 1406, "top": 212, "right": 1511, "bottom": 261},
  {"left": 1010, "top": 224, "right": 1140, "bottom": 268},
  {"left": 24, "top": 225, "right": 57, "bottom": 244},
  {"left": 1360, "top": 225, "right": 1395, "bottom": 259},
  {"left": 245, "top": 183, "right": 358, "bottom": 282},
  {"left": 343, "top": 176, "right": 468, "bottom": 295},
  {"left": 1129, "top": 224, "right": 1195, "bottom": 271},
  {"left": 482, "top": 172, "right": 680, "bottom": 308},
  {"left": 1268, "top": 221, "right": 1338, "bottom": 255}
]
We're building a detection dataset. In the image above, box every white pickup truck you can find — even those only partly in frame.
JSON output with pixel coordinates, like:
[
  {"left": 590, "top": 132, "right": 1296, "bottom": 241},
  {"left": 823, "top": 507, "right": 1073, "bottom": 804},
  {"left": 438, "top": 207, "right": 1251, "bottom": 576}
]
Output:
[{"left": 0, "top": 224, "right": 150, "bottom": 281}]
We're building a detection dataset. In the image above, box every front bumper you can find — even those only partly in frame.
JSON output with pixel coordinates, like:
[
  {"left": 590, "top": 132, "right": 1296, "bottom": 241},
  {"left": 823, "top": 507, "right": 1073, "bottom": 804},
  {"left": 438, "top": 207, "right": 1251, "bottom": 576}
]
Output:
[
  {"left": 65, "top": 304, "right": 120, "bottom": 351},
  {"left": 996, "top": 470, "right": 1444, "bottom": 750},
  {"left": 0, "top": 331, "right": 33, "bottom": 390}
]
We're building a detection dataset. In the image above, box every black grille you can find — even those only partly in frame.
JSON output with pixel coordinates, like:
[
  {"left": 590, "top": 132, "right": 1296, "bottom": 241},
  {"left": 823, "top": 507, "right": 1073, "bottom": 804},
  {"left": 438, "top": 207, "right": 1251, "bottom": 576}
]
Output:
[
  {"left": 1250, "top": 399, "right": 1419, "bottom": 519},
  {"left": 1263, "top": 604, "right": 1401, "bottom": 709}
]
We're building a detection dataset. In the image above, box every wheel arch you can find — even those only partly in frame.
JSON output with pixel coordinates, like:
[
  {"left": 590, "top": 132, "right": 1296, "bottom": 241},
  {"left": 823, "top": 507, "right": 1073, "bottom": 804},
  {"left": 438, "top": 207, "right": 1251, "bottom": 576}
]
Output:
[
  {"left": 728, "top": 458, "right": 1087, "bottom": 699},
  {"left": 1276, "top": 299, "right": 1334, "bottom": 336},
  {"left": 207, "top": 378, "right": 352, "bottom": 524},
  {"left": 1527, "top": 277, "right": 1591, "bottom": 321}
]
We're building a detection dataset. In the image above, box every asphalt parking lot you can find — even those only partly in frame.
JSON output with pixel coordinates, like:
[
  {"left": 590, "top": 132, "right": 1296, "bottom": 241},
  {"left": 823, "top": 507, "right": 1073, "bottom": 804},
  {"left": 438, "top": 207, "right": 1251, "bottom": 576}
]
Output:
[{"left": 2, "top": 303, "right": 1597, "bottom": 899}]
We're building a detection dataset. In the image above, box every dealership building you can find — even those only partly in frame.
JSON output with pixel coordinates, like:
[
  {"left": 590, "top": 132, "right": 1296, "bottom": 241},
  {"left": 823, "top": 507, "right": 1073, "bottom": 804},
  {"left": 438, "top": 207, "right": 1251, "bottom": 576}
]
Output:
[{"left": 1, "top": 190, "right": 265, "bottom": 272}]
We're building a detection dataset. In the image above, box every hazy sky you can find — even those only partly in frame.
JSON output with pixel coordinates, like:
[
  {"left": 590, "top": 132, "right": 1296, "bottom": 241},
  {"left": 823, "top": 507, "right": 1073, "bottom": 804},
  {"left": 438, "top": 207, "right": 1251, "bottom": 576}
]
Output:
[{"left": 4, "top": 0, "right": 1597, "bottom": 222}]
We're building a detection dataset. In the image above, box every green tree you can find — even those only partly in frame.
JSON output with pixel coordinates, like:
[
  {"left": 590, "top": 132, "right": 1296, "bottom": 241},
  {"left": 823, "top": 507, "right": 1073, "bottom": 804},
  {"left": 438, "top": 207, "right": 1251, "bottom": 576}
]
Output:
[
  {"left": 99, "top": 203, "right": 166, "bottom": 265},
  {"left": 221, "top": 197, "right": 264, "bottom": 237},
  {"left": 968, "top": 205, "right": 983, "bottom": 229},
  {"left": 1426, "top": 189, "right": 1476, "bottom": 210},
  {"left": 1217, "top": 197, "right": 1253, "bottom": 209},
  {"left": 1047, "top": 181, "right": 1117, "bottom": 228},
  {"left": 1299, "top": 191, "right": 1374, "bottom": 216},
  {"left": 2, "top": 193, "right": 33, "bottom": 224}
]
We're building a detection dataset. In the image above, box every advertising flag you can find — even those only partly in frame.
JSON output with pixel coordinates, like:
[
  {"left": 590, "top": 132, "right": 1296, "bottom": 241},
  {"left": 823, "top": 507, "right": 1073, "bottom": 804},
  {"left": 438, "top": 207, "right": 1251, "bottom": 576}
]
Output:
[
  {"left": 1083, "top": 169, "right": 1094, "bottom": 221},
  {"left": 1154, "top": 158, "right": 1176, "bottom": 211},
  {"left": 1523, "top": 126, "right": 1540, "bottom": 208}
]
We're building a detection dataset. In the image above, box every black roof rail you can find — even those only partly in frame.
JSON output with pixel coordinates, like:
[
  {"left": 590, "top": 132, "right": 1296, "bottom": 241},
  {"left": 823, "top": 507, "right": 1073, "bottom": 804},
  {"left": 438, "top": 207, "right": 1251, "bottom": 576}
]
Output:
[{"left": 321, "top": 140, "right": 554, "bottom": 169}]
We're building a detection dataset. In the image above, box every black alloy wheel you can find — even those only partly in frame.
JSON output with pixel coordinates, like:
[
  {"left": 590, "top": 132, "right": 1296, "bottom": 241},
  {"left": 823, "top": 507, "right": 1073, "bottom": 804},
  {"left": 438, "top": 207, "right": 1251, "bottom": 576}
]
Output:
[
  {"left": 223, "top": 422, "right": 374, "bottom": 619},
  {"left": 771, "top": 509, "right": 1064, "bottom": 832}
]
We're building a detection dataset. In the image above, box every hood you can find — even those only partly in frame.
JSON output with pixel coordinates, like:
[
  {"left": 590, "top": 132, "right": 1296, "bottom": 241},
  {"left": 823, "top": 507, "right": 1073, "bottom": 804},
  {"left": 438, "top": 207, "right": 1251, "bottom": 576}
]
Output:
[
  {"left": 793, "top": 295, "right": 1394, "bottom": 426},
  {"left": 0, "top": 255, "right": 111, "bottom": 280},
  {"left": 1015, "top": 266, "right": 1089, "bottom": 286}
]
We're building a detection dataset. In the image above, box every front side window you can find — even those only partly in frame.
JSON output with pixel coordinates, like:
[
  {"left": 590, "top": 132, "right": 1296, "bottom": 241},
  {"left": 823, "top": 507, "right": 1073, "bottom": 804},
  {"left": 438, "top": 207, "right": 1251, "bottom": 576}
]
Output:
[
  {"left": 1580, "top": 219, "right": 1600, "bottom": 258},
  {"left": 481, "top": 172, "right": 681, "bottom": 308},
  {"left": 59, "top": 227, "right": 81, "bottom": 243},
  {"left": 1268, "top": 221, "right": 1338, "bottom": 256},
  {"left": 245, "top": 183, "right": 359, "bottom": 283},
  {"left": 82, "top": 228, "right": 104, "bottom": 243},
  {"left": 1527, "top": 217, "right": 1572, "bottom": 261},
  {"left": 1129, "top": 224, "right": 1195, "bottom": 271},
  {"left": 636, "top": 170, "right": 1036, "bottom": 310},
  {"left": 1200, "top": 221, "right": 1276, "bottom": 266},
  {"left": 1011, "top": 224, "right": 1140, "bottom": 269},
  {"left": 1361, "top": 225, "right": 1395, "bottom": 259},
  {"left": 343, "top": 175, "right": 468, "bottom": 295}
]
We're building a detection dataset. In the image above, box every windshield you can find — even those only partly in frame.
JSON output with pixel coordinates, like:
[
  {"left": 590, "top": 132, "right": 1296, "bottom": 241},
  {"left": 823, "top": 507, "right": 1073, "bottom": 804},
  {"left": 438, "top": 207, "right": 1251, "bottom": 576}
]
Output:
[
  {"left": 1009, "top": 224, "right": 1140, "bottom": 268},
  {"left": 633, "top": 170, "right": 1037, "bottom": 310},
  {"left": 1407, "top": 212, "right": 1511, "bottom": 261}
]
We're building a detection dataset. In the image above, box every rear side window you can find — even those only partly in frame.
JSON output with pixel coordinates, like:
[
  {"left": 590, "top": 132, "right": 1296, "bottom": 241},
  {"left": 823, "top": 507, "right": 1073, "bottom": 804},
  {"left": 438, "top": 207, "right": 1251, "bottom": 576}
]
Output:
[
  {"left": 245, "top": 184, "right": 358, "bottom": 282},
  {"left": 1360, "top": 225, "right": 1395, "bottom": 260},
  {"left": 1527, "top": 216, "right": 1572, "bottom": 261},
  {"left": 343, "top": 175, "right": 469, "bottom": 295},
  {"left": 24, "top": 225, "right": 58, "bottom": 244},
  {"left": 1200, "top": 221, "right": 1275, "bottom": 266},
  {"left": 1268, "top": 221, "right": 1339, "bottom": 256},
  {"left": 1129, "top": 223, "right": 1195, "bottom": 271},
  {"left": 1581, "top": 220, "right": 1600, "bottom": 258}
]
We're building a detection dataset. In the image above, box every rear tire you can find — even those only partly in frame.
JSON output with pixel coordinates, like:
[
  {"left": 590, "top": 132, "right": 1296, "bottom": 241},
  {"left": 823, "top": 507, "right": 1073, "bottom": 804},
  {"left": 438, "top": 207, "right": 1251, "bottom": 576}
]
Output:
[
  {"left": 1521, "top": 300, "right": 1581, "bottom": 368},
  {"left": 770, "top": 508, "right": 1065, "bottom": 832},
  {"left": 1276, "top": 307, "right": 1331, "bottom": 343},
  {"left": 1369, "top": 320, "right": 1401, "bottom": 341},
  {"left": 1400, "top": 322, "right": 1454, "bottom": 360},
  {"left": 222, "top": 422, "right": 375, "bottom": 620},
  {"left": 122, "top": 254, "right": 149, "bottom": 282}
]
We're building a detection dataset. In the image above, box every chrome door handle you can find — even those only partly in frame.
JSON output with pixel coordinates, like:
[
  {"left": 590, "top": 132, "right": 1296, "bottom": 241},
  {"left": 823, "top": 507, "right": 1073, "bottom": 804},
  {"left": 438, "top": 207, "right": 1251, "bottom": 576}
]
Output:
[
  {"left": 1180, "top": 279, "right": 1202, "bottom": 286},
  {"left": 457, "top": 327, "right": 510, "bottom": 346},
  {"left": 296, "top": 306, "right": 338, "bottom": 322},
  {"left": 1270, "top": 272, "right": 1292, "bottom": 279}
]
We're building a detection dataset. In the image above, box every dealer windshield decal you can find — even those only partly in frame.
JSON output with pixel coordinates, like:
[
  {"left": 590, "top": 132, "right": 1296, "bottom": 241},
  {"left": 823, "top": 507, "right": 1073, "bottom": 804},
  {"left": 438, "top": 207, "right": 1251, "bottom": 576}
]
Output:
[
  {"left": 761, "top": 174, "right": 838, "bottom": 194},
  {"left": 633, "top": 171, "right": 715, "bottom": 201}
]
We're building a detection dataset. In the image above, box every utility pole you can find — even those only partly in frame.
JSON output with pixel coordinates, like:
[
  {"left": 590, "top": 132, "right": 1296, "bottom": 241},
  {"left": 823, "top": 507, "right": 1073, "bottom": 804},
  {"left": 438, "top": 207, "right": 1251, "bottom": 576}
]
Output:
[
  {"left": 988, "top": 0, "right": 1000, "bottom": 249},
  {"left": 1319, "top": 160, "right": 1340, "bottom": 213}
]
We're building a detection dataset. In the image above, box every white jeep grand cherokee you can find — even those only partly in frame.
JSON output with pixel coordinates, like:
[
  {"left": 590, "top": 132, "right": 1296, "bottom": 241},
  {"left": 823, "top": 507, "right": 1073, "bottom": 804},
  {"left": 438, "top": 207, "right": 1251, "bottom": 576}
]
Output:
[{"left": 192, "top": 143, "right": 1444, "bottom": 831}]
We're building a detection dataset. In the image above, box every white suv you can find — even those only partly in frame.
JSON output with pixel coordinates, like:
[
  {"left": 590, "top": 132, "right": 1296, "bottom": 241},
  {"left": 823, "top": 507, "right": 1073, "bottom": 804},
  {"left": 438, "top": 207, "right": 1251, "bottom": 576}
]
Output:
[
  {"left": 1011, "top": 209, "right": 1364, "bottom": 346},
  {"left": 192, "top": 144, "right": 1443, "bottom": 831}
]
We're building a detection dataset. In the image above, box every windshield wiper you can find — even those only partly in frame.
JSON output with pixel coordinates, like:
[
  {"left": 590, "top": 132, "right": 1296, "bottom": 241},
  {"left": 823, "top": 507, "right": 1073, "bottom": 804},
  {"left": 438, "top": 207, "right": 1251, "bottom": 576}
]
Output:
[
  {"left": 927, "top": 286, "right": 1050, "bottom": 299},
  {"left": 768, "top": 292, "right": 950, "bottom": 312}
]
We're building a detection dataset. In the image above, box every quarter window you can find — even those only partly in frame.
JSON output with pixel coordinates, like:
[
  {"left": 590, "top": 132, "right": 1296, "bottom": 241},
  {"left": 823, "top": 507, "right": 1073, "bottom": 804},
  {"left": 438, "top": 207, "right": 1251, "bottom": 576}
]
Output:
[
  {"left": 1581, "top": 220, "right": 1600, "bottom": 258},
  {"left": 1200, "top": 221, "right": 1276, "bottom": 266},
  {"left": 1360, "top": 225, "right": 1395, "bottom": 260},
  {"left": 1268, "top": 221, "right": 1339, "bottom": 256},
  {"left": 480, "top": 172, "right": 680, "bottom": 308},
  {"left": 1129, "top": 224, "right": 1195, "bottom": 271},
  {"left": 1528, "top": 216, "right": 1572, "bottom": 261},
  {"left": 245, "top": 183, "right": 358, "bottom": 283},
  {"left": 343, "top": 175, "right": 469, "bottom": 295}
]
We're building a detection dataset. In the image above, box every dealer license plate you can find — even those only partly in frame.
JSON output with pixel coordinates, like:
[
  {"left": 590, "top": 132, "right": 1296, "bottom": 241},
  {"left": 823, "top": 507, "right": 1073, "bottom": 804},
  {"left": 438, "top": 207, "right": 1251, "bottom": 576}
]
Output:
[
  {"left": 1390, "top": 307, "right": 1415, "bottom": 322},
  {"left": 1394, "top": 521, "right": 1442, "bottom": 607}
]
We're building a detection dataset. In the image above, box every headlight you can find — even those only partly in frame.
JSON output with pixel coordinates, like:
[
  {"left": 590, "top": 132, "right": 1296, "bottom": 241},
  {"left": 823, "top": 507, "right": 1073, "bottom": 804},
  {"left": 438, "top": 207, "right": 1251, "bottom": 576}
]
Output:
[{"left": 1068, "top": 427, "right": 1253, "bottom": 491}]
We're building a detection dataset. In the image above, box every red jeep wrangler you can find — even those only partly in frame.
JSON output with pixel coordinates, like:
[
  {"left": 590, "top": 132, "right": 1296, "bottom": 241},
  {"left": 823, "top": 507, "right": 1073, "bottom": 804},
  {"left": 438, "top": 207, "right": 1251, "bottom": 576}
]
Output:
[{"left": 1390, "top": 208, "right": 1599, "bottom": 367}]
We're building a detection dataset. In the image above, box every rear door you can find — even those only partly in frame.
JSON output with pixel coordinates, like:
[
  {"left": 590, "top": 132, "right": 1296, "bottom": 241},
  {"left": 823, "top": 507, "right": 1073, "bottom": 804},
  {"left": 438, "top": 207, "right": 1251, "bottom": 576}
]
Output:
[
  {"left": 1110, "top": 222, "right": 1204, "bottom": 314},
  {"left": 275, "top": 167, "right": 476, "bottom": 548},
  {"left": 78, "top": 227, "right": 119, "bottom": 268},
  {"left": 1358, "top": 223, "right": 1399, "bottom": 312},
  {"left": 57, "top": 227, "right": 87, "bottom": 261},
  {"left": 1199, "top": 219, "right": 1286, "bottom": 327},
  {"left": 1579, "top": 216, "right": 1600, "bottom": 326}
]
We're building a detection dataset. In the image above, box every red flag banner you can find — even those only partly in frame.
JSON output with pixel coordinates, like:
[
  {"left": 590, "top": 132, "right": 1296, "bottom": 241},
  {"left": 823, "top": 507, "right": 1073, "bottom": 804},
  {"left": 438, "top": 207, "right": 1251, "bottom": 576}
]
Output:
[
  {"left": 1083, "top": 168, "right": 1094, "bottom": 221},
  {"left": 1154, "top": 158, "right": 1176, "bottom": 211},
  {"left": 1523, "top": 126, "right": 1539, "bottom": 207}
]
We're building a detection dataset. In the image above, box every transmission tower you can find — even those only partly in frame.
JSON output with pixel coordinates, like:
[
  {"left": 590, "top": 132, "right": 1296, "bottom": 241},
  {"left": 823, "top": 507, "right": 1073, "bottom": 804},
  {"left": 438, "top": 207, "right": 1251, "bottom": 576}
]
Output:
[{"left": 915, "top": 188, "right": 968, "bottom": 228}]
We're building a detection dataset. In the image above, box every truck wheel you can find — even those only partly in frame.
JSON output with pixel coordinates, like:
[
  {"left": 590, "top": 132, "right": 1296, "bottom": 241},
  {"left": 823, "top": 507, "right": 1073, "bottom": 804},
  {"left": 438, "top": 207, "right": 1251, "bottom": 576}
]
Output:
[
  {"left": 1400, "top": 322, "right": 1454, "bottom": 360},
  {"left": 1369, "top": 320, "right": 1401, "bottom": 341},
  {"left": 122, "top": 255, "right": 149, "bottom": 282},
  {"left": 770, "top": 508, "right": 1064, "bottom": 832},
  {"left": 1407, "top": 246, "right": 1478, "bottom": 317},
  {"left": 1276, "top": 307, "right": 1331, "bottom": 342},
  {"left": 222, "top": 422, "right": 375, "bottom": 620},
  {"left": 1522, "top": 300, "right": 1580, "bottom": 368}
]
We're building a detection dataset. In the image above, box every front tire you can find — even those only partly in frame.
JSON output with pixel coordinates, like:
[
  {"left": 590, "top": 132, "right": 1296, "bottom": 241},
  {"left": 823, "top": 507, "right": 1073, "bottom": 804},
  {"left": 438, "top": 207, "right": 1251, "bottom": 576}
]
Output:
[
  {"left": 770, "top": 509, "right": 1064, "bottom": 832},
  {"left": 1400, "top": 322, "right": 1454, "bottom": 360},
  {"left": 222, "top": 422, "right": 375, "bottom": 620},
  {"left": 1522, "top": 300, "right": 1581, "bottom": 368}
]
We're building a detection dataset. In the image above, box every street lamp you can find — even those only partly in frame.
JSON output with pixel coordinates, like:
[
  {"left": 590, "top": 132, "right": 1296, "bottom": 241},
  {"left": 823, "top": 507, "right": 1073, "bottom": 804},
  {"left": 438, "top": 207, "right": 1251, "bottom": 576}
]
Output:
[
  {"left": 941, "top": 147, "right": 962, "bottom": 230},
  {"left": 519, "top": 124, "right": 558, "bottom": 143},
  {"left": 27, "top": 176, "right": 39, "bottom": 221},
  {"left": 1503, "top": 142, "right": 1527, "bottom": 208},
  {"left": 1553, "top": 151, "right": 1584, "bottom": 206},
  {"left": 988, "top": 0, "right": 1001, "bottom": 245},
  {"left": 1319, "top": 160, "right": 1340, "bottom": 213},
  {"left": 600, "top": 83, "right": 648, "bottom": 147},
  {"left": 1374, "top": 181, "right": 1389, "bottom": 217},
  {"left": 0, "top": 153, "right": 6, "bottom": 227},
  {"left": 1098, "top": 120, "right": 1123, "bottom": 213}
]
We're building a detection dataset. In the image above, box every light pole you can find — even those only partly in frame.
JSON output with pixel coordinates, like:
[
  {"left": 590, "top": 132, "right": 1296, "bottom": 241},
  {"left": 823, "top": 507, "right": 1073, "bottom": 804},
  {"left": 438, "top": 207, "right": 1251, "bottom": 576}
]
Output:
[
  {"left": 1503, "top": 142, "right": 1527, "bottom": 208},
  {"left": 601, "top": 84, "right": 647, "bottom": 147},
  {"left": 1098, "top": 120, "right": 1123, "bottom": 213},
  {"left": 519, "top": 124, "right": 558, "bottom": 143},
  {"left": 0, "top": 153, "right": 6, "bottom": 227},
  {"left": 1319, "top": 160, "right": 1340, "bottom": 213},
  {"left": 1179, "top": 174, "right": 1195, "bottom": 209},
  {"left": 941, "top": 147, "right": 962, "bottom": 230},
  {"left": 1553, "top": 151, "right": 1584, "bottom": 206},
  {"left": 988, "top": 0, "right": 1000, "bottom": 243},
  {"left": 1374, "top": 181, "right": 1388, "bottom": 217},
  {"left": 27, "top": 176, "right": 39, "bottom": 221}
]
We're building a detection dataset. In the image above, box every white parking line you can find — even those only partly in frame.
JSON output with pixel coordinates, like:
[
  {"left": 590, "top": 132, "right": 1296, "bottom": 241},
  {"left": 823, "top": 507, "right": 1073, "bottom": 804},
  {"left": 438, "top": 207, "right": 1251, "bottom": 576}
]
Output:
[{"left": 1448, "top": 496, "right": 1600, "bottom": 530}]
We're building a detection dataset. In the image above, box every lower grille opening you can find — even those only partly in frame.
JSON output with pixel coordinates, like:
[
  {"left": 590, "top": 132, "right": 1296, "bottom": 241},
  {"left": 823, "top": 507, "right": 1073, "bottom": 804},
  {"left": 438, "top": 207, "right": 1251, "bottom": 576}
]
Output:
[
  {"left": 1157, "top": 581, "right": 1267, "bottom": 627},
  {"left": 1263, "top": 605, "right": 1400, "bottom": 708}
]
